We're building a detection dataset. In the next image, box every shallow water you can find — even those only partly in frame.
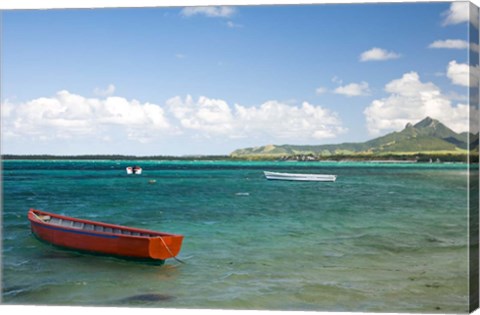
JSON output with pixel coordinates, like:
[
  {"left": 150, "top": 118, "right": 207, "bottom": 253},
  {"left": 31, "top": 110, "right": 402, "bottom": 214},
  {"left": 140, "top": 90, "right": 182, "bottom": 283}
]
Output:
[{"left": 1, "top": 160, "right": 471, "bottom": 312}]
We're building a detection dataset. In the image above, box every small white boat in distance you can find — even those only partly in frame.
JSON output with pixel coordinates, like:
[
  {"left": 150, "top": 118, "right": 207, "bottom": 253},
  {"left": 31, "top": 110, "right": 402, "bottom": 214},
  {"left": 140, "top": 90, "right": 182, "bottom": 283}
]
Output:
[
  {"left": 126, "top": 166, "right": 143, "bottom": 175},
  {"left": 264, "top": 171, "right": 337, "bottom": 182}
]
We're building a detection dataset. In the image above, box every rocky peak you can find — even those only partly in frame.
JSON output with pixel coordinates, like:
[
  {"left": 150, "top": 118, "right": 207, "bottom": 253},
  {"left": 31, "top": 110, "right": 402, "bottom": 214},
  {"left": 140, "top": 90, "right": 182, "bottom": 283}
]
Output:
[{"left": 414, "top": 116, "right": 439, "bottom": 129}]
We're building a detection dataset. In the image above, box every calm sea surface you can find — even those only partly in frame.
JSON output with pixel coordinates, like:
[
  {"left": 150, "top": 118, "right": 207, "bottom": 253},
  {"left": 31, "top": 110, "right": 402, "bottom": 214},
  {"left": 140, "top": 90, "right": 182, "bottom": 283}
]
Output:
[{"left": 1, "top": 160, "right": 471, "bottom": 312}]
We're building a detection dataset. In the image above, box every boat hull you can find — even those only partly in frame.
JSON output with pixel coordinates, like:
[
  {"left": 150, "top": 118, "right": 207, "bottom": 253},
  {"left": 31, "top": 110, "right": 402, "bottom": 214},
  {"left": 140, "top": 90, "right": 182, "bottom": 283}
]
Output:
[
  {"left": 28, "top": 209, "right": 183, "bottom": 261},
  {"left": 264, "top": 171, "right": 337, "bottom": 182},
  {"left": 126, "top": 167, "right": 142, "bottom": 174}
]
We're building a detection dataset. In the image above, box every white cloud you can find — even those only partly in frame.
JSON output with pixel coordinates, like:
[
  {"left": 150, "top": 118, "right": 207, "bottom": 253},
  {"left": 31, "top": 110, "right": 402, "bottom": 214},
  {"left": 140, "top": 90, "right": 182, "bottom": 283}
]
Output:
[
  {"left": 472, "top": 43, "right": 480, "bottom": 53},
  {"left": 93, "top": 84, "right": 115, "bottom": 97},
  {"left": 234, "top": 100, "right": 346, "bottom": 140},
  {"left": 2, "top": 100, "right": 15, "bottom": 118},
  {"left": 3, "top": 90, "right": 347, "bottom": 151},
  {"left": 446, "top": 60, "right": 480, "bottom": 88},
  {"left": 334, "top": 81, "right": 370, "bottom": 97},
  {"left": 447, "top": 60, "right": 470, "bottom": 87},
  {"left": 360, "top": 47, "right": 400, "bottom": 62},
  {"left": 166, "top": 95, "right": 346, "bottom": 141},
  {"left": 331, "top": 76, "right": 343, "bottom": 84},
  {"left": 315, "top": 87, "right": 328, "bottom": 95},
  {"left": 364, "top": 72, "right": 472, "bottom": 135},
  {"left": 181, "top": 6, "right": 235, "bottom": 18},
  {"left": 442, "top": 2, "right": 469, "bottom": 26},
  {"left": 2, "top": 90, "right": 172, "bottom": 143},
  {"left": 429, "top": 39, "right": 469, "bottom": 49},
  {"left": 227, "top": 21, "right": 243, "bottom": 28},
  {"left": 167, "top": 95, "right": 234, "bottom": 135}
]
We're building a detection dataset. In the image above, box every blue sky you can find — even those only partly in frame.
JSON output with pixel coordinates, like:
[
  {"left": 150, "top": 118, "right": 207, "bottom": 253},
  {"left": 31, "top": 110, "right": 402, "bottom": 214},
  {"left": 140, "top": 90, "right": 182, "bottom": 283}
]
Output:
[{"left": 1, "top": 2, "right": 477, "bottom": 155}]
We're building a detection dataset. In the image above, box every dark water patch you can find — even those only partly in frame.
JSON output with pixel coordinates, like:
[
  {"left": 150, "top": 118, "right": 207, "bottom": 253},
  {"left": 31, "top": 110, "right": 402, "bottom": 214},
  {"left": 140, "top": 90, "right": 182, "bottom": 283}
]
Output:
[
  {"left": 116, "top": 293, "right": 176, "bottom": 304},
  {"left": 37, "top": 251, "right": 83, "bottom": 260}
]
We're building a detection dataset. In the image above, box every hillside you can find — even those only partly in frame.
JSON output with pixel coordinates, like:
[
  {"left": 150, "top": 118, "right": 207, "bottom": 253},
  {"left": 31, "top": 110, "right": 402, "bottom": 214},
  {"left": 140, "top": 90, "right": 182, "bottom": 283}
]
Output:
[{"left": 230, "top": 117, "right": 478, "bottom": 157}]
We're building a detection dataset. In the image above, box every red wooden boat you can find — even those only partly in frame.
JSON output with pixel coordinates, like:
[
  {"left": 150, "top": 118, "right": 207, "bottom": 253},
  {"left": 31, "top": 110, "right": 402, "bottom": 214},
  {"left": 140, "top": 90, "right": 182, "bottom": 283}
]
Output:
[{"left": 28, "top": 208, "right": 184, "bottom": 262}]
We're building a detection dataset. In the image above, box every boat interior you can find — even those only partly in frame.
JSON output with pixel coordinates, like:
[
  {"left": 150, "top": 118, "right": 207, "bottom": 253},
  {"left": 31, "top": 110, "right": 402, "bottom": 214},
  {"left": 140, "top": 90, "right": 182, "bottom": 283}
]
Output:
[{"left": 35, "top": 214, "right": 155, "bottom": 237}]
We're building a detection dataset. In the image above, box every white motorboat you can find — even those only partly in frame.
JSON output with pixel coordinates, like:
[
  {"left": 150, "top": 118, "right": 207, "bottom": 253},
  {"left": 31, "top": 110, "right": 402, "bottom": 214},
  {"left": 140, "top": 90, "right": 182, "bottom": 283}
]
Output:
[
  {"left": 263, "top": 171, "right": 337, "bottom": 182},
  {"left": 126, "top": 166, "right": 143, "bottom": 175}
]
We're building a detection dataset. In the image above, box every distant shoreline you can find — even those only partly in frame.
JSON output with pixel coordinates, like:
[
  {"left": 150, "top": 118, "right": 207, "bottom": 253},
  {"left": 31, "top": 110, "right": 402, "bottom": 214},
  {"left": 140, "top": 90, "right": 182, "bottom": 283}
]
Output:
[
  {"left": 2, "top": 153, "right": 478, "bottom": 163},
  {"left": 1, "top": 154, "right": 230, "bottom": 161}
]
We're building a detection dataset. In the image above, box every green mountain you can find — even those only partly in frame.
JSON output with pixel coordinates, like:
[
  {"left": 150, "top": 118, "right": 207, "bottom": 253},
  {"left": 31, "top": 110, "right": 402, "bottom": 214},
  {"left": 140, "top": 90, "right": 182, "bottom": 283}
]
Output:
[{"left": 231, "top": 117, "right": 477, "bottom": 157}]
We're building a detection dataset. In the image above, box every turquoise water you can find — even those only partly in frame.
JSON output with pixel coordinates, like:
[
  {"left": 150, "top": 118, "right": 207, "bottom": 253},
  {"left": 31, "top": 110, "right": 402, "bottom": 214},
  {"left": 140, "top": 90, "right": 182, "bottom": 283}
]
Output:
[{"left": 1, "top": 160, "right": 471, "bottom": 312}]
